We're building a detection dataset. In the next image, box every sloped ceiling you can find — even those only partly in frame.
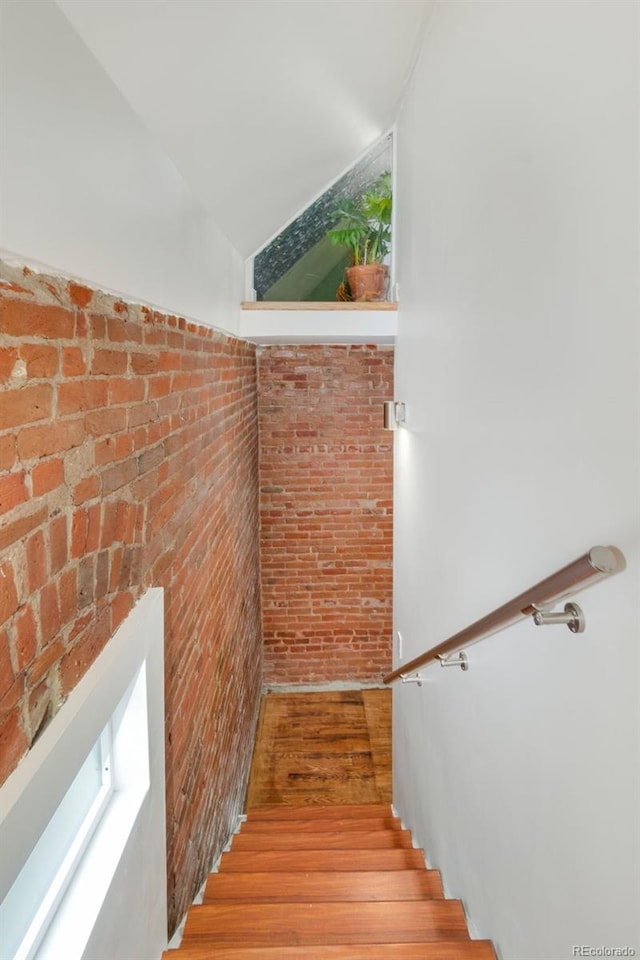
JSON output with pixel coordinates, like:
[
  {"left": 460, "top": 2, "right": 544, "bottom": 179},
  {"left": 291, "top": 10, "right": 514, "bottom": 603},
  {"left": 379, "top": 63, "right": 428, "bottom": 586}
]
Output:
[{"left": 55, "top": 0, "right": 434, "bottom": 258}]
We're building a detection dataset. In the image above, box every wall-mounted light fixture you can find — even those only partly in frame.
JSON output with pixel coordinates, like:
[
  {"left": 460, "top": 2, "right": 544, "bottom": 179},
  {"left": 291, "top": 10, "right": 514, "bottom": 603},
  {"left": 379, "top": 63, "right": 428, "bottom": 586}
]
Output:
[{"left": 383, "top": 400, "right": 406, "bottom": 431}]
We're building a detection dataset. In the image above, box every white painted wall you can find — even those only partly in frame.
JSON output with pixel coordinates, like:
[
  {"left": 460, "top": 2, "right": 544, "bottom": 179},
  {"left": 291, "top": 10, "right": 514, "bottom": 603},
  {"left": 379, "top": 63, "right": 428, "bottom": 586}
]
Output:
[
  {"left": 393, "top": 3, "right": 639, "bottom": 959},
  {"left": 54, "top": 0, "right": 434, "bottom": 258},
  {"left": 0, "top": 0, "right": 243, "bottom": 334}
]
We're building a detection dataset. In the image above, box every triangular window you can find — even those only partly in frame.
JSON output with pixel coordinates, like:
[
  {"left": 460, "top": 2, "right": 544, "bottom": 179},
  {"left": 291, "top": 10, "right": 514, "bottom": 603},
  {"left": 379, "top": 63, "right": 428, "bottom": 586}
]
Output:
[{"left": 252, "top": 133, "right": 393, "bottom": 302}]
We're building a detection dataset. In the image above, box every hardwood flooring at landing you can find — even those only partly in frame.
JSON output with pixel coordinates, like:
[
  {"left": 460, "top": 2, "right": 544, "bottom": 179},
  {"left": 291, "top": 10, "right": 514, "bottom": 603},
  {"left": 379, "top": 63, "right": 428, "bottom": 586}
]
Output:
[{"left": 246, "top": 689, "right": 391, "bottom": 807}]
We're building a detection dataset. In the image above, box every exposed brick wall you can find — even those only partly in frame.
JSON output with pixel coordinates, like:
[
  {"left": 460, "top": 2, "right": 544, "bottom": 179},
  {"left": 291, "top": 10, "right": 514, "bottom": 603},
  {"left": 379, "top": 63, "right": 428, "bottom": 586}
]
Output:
[
  {"left": 258, "top": 344, "right": 394, "bottom": 684},
  {"left": 0, "top": 261, "right": 262, "bottom": 933}
]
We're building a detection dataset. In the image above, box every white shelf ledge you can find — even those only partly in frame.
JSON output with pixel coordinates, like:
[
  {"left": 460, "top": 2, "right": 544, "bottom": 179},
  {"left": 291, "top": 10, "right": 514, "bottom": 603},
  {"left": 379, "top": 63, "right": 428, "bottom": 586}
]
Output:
[{"left": 238, "top": 302, "right": 397, "bottom": 345}]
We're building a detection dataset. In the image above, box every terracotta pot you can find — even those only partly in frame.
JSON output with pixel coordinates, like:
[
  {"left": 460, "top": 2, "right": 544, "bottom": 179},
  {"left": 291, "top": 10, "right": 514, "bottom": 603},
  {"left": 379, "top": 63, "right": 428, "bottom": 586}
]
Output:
[{"left": 346, "top": 264, "right": 389, "bottom": 302}]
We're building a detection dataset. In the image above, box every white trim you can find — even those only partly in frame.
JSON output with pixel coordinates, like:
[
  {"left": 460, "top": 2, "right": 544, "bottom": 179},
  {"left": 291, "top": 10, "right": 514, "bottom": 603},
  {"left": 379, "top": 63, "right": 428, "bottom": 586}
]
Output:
[
  {"left": 238, "top": 307, "right": 397, "bottom": 345},
  {"left": 14, "top": 729, "right": 114, "bottom": 960}
]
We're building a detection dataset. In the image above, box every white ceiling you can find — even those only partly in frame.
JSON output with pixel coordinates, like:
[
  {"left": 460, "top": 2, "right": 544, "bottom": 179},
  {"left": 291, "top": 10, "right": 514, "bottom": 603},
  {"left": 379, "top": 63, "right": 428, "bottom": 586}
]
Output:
[{"left": 55, "top": 0, "right": 434, "bottom": 258}]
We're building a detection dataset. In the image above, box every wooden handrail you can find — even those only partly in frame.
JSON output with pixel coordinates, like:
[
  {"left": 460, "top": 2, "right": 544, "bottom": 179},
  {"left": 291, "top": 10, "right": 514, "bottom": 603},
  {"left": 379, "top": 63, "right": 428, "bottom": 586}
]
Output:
[{"left": 383, "top": 545, "right": 626, "bottom": 684}]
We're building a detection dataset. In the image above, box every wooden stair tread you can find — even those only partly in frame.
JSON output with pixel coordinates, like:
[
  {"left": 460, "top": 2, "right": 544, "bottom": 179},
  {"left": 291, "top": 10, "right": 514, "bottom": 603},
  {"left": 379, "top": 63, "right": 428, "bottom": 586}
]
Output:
[
  {"left": 239, "top": 816, "right": 403, "bottom": 833},
  {"left": 205, "top": 869, "right": 444, "bottom": 902},
  {"left": 182, "top": 900, "right": 470, "bottom": 946},
  {"left": 230, "top": 829, "right": 414, "bottom": 850},
  {"left": 164, "top": 943, "right": 496, "bottom": 960},
  {"left": 246, "top": 803, "right": 393, "bottom": 820},
  {"left": 165, "top": 802, "right": 496, "bottom": 958},
  {"left": 219, "top": 847, "right": 427, "bottom": 872}
]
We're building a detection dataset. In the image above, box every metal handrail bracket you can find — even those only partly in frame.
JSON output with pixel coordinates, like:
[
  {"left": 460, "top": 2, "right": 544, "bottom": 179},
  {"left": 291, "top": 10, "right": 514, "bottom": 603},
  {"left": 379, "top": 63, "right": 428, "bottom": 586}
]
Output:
[{"left": 384, "top": 545, "right": 625, "bottom": 685}]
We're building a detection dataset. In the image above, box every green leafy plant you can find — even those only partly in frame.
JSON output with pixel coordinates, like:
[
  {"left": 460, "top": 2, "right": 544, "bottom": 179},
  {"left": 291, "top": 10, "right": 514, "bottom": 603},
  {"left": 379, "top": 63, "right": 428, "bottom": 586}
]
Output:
[{"left": 327, "top": 171, "right": 392, "bottom": 265}]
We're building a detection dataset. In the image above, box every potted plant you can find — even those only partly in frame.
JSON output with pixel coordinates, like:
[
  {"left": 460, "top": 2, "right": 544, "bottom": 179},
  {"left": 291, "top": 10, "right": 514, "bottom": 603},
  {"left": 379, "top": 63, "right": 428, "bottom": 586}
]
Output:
[{"left": 327, "top": 171, "right": 392, "bottom": 301}]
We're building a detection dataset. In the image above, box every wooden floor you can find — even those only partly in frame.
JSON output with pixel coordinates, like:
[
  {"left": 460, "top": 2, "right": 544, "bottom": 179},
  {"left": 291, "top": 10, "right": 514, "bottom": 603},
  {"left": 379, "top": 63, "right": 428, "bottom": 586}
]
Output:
[{"left": 246, "top": 689, "right": 392, "bottom": 807}]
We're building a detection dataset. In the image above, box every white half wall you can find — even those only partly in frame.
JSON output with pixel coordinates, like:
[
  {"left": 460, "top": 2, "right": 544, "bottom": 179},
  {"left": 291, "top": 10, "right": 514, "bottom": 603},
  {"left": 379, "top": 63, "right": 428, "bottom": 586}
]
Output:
[
  {"left": 0, "top": 588, "right": 167, "bottom": 960},
  {"left": 0, "top": 0, "right": 243, "bottom": 333},
  {"left": 393, "top": 2, "right": 639, "bottom": 959}
]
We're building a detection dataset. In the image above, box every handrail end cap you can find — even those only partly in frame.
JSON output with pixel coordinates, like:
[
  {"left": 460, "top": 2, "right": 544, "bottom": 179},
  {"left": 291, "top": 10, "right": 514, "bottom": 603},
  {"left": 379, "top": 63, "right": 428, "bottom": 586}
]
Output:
[{"left": 589, "top": 545, "right": 626, "bottom": 576}]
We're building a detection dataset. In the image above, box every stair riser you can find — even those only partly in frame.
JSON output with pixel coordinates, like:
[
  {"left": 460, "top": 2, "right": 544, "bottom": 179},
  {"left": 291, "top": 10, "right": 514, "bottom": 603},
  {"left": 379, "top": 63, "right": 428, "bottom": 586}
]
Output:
[
  {"left": 230, "top": 830, "right": 414, "bottom": 850},
  {"left": 246, "top": 804, "right": 393, "bottom": 820},
  {"left": 239, "top": 817, "right": 403, "bottom": 833},
  {"left": 204, "top": 870, "right": 444, "bottom": 902},
  {"left": 218, "top": 849, "right": 426, "bottom": 871}
]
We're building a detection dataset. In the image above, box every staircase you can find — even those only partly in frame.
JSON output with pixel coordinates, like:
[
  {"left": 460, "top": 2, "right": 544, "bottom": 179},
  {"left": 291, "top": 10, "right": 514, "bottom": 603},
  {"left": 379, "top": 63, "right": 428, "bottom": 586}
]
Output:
[{"left": 163, "top": 804, "right": 496, "bottom": 959}]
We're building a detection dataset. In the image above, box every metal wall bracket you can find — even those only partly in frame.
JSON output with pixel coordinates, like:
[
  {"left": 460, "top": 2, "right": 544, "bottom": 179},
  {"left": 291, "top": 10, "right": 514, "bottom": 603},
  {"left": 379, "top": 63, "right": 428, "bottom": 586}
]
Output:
[
  {"left": 532, "top": 601, "right": 585, "bottom": 633},
  {"left": 437, "top": 651, "right": 468, "bottom": 671},
  {"left": 400, "top": 674, "right": 427, "bottom": 686}
]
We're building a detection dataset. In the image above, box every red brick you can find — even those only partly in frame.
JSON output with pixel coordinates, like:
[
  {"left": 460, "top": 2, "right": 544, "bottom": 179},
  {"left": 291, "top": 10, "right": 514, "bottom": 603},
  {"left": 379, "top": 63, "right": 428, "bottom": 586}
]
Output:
[
  {"left": 31, "top": 458, "right": 64, "bottom": 497},
  {"left": 144, "top": 327, "right": 167, "bottom": 347},
  {"left": 0, "top": 666, "right": 23, "bottom": 716},
  {"left": 25, "top": 529, "right": 47, "bottom": 593},
  {"left": 0, "top": 470, "right": 27, "bottom": 516},
  {"left": 49, "top": 514, "right": 68, "bottom": 574},
  {"left": 0, "top": 629, "right": 14, "bottom": 700},
  {"left": 59, "top": 608, "right": 110, "bottom": 694},
  {"left": 127, "top": 401, "right": 157, "bottom": 428},
  {"left": 137, "top": 444, "right": 164, "bottom": 477},
  {"left": 94, "top": 433, "right": 133, "bottom": 466},
  {"left": 111, "top": 590, "right": 133, "bottom": 633},
  {"left": 95, "top": 550, "right": 109, "bottom": 599},
  {"left": 108, "top": 378, "right": 145, "bottom": 404},
  {"left": 29, "top": 638, "right": 64, "bottom": 685},
  {"left": 114, "top": 501, "right": 135, "bottom": 542},
  {"left": 19, "top": 343, "right": 58, "bottom": 378},
  {"left": 0, "top": 434, "right": 17, "bottom": 472},
  {"left": 0, "top": 561, "right": 18, "bottom": 626},
  {"left": 39, "top": 582, "right": 61, "bottom": 645},
  {"left": 159, "top": 351, "right": 182, "bottom": 372},
  {"left": 13, "top": 604, "right": 37, "bottom": 670},
  {"left": 72, "top": 475, "right": 99, "bottom": 505},
  {"left": 86, "top": 503, "right": 101, "bottom": 552},
  {"left": 0, "top": 346, "right": 18, "bottom": 379},
  {"left": 100, "top": 501, "right": 118, "bottom": 549},
  {"left": 68, "top": 281, "right": 93, "bottom": 307},
  {"left": 131, "top": 352, "right": 159, "bottom": 375},
  {"left": 0, "top": 383, "right": 53, "bottom": 431},
  {"left": 0, "top": 300, "right": 74, "bottom": 339},
  {"left": 54, "top": 561, "right": 72, "bottom": 613},
  {"left": 75, "top": 312, "right": 88, "bottom": 338},
  {"left": 148, "top": 375, "right": 173, "bottom": 399},
  {"left": 0, "top": 506, "right": 48, "bottom": 552},
  {"left": 107, "top": 317, "right": 142, "bottom": 343},
  {"left": 71, "top": 508, "right": 88, "bottom": 558},
  {"left": 109, "top": 546, "right": 123, "bottom": 592},
  {"left": 89, "top": 315, "right": 105, "bottom": 338},
  {"left": 0, "top": 708, "right": 28, "bottom": 782},
  {"left": 62, "top": 347, "right": 86, "bottom": 377},
  {"left": 91, "top": 348, "right": 128, "bottom": 376},
  {"left": 101, "top": 459, "right": 137, "bottom": 495},
  {"left": 58, "top": 380, "right": 108, "bottom": 415},
  {"left": 17, "top": 419, "right": 84, "bottom": 459},
  {"left": 85, "top": 407, "right": 127, "bottom": 438}
]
